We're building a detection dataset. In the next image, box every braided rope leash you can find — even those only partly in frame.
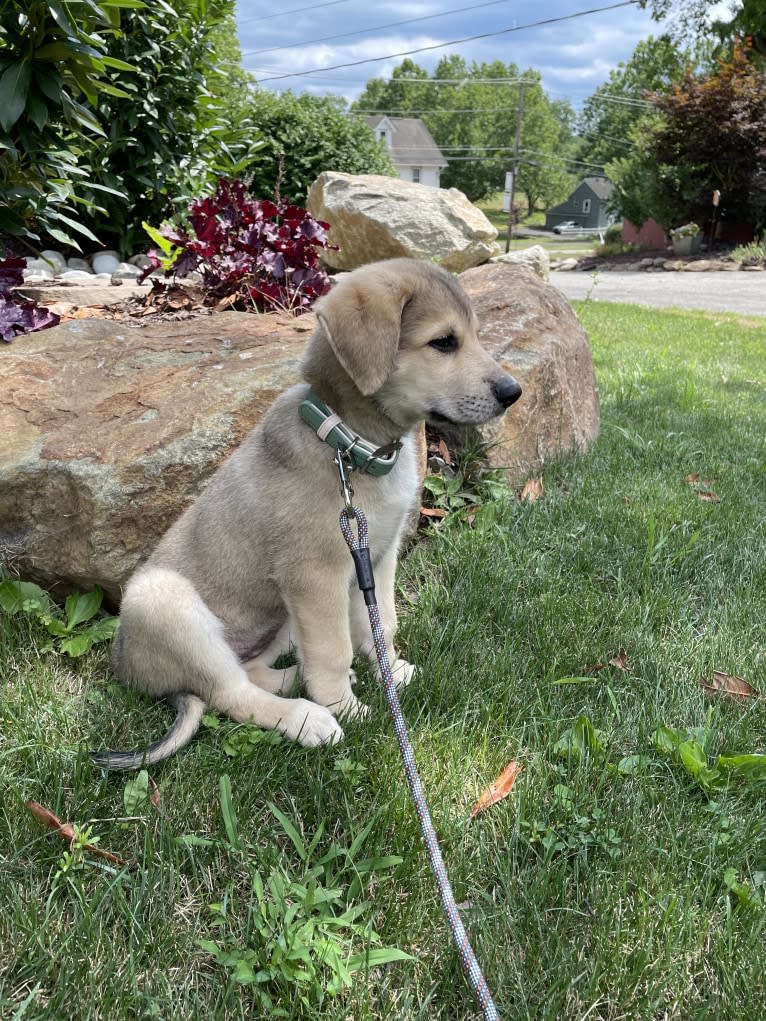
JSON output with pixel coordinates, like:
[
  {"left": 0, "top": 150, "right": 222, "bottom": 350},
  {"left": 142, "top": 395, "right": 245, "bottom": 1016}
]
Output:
[{"left": 339, "top": 505, "right": 500, "bottom": 1021}]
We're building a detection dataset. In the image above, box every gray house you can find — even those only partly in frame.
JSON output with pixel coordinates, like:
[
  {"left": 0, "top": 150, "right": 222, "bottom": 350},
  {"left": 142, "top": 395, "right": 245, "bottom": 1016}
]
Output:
[
  {"left": 545, "top": 177, "right": 615, "bottom": 230},
  {"left": 363, "top": 115, "right": 447, "bottom": 188}
]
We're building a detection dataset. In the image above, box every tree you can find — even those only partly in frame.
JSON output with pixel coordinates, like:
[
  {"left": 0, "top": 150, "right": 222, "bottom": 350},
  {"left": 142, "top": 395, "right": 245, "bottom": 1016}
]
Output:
[
  {"left": 578, "top": 36, "right": 693, "bottom": 171},
  {"left": 640, "top": 0, "right": 766, "bottom": 54},
  {"left": 354, "top": 57, "right": 574, "bottom": 208},
  {"left": 607, "top": 46, "right": 766, "bottom": 230},
  {"left": 648, "top": 46, "right": 766, "bottom": 228},
  {"left": 242, "top": 90, "right": 395, "bottom": 206}
]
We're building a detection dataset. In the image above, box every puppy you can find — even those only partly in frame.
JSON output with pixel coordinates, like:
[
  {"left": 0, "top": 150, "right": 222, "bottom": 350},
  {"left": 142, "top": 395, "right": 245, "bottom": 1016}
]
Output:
[{"left": 92, "top": 258, "right": 521, "bottom": 769}]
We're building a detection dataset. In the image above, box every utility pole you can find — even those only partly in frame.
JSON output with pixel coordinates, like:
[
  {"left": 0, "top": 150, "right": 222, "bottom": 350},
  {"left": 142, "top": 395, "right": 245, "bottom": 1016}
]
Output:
[{"left": 504, "top": 81, "right": 525, "bottom": 253}]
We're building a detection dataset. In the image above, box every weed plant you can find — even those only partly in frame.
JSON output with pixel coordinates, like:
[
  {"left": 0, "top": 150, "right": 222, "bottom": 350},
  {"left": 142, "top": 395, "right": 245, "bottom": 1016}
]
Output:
[{"left": 1, "top": 302, "right": 765, "bottom": 1019}]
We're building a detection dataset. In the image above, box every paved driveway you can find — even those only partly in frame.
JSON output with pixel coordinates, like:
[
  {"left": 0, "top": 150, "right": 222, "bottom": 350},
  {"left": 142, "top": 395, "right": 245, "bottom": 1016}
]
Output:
[{"left": 549, "top": 270, "right": 766, "bottom": 316}]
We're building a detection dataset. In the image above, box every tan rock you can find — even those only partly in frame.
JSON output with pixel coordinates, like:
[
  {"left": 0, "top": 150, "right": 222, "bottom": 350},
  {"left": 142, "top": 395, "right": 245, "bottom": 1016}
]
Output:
[
  {"left": 683, "top": 260, "right": 716, "bottom": 271},
  {"left": 490, "top": 245, "right": 550, "bottom": 281},
  {"left": 0, "top": 312, "right": 311, "bottom": 601},
  {"left": 307, "top": 171, "right": 500, "bottom": 273},
  {"left": 1, "top": 264, "right": 599, "bottom": 597},
  {"left": 459, "top": 263, "right": 599, "bottom": 482}
]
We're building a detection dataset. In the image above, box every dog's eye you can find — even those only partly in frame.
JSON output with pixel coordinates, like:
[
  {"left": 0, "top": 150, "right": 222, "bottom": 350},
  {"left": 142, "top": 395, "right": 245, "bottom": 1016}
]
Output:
[{"left": 428, "top": 334, "right": 458, "bottom": 353}]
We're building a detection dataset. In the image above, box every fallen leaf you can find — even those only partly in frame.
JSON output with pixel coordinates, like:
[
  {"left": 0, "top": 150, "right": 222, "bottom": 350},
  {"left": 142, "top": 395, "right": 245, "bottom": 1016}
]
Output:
[
  {"left": 25, "top": 801, "right": 130, "bottom": 866},
  {"left": 470, "top": 761, "right": 523, "bottom": 819},
  {"left": 149, "top": 777, "right": 162, "bottom": 809},
  {"left": 520, "top": 477, "right": 544, "bottom": 503},
  {"left": 419, "top": 506, "right": 448, "bottom": 518},
  {"left": 584, "top": 661, "right": 606, "bottom": 674},
  {"left": 437, "top": 438, "right": 452, "bottom": 466},
  {"left": 686, "top": 475, "right": 720, "bottom": 502},
  {"left": 608, "top": 648, "right": 630, "bottom": 672},
  {"left": 701, "top": 671, "right": 757, "bottom": 698}
]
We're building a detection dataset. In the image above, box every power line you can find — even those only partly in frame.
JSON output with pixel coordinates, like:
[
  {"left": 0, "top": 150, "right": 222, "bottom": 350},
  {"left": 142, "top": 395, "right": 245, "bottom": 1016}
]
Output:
[
  {"left": 236, "top": 0, "right": 352, "bottom": 26},
  {"left": 252, "top": 1, "right": 640, "bottom": 85},
  {"left": 242, "top": 0, "right": 520, "bottom": 57}
]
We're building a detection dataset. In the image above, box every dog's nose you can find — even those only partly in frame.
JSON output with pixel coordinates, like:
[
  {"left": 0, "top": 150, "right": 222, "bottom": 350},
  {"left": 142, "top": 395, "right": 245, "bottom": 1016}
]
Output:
[{"left": 493, "top": 376, "right": 522, "bottom": 408}]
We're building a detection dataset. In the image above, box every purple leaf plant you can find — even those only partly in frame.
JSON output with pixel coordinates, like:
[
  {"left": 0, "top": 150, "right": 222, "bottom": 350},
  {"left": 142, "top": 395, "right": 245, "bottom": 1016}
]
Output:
[
  {"left": 143, "top": 179, "right": 337, "bottom": 314},
  {"left": 0, "top": 257, "right": 60, "bottom": 343}
]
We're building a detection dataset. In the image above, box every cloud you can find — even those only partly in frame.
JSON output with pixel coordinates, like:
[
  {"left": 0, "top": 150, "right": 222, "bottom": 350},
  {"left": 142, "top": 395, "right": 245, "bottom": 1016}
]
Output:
[{"left": 237, "top": 0, "right": 661, "bottom": 107}]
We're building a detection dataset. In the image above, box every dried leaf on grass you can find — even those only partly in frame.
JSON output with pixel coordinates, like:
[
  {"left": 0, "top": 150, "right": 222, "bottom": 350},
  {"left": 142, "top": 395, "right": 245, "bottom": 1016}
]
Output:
[
  {"left": 608, "top": 648, "right": 631, "bottom": 672},
  {"left": 25, "top": 801, "right": 130, "bottom": 866},
  {"left": 686, "top": 473, "right": 721, "bottom": 503},
  {"left": 520, "top": 477, "right": 544, "bottom": 503},
  {"left": 470, "top": 761, "right": 523, "bottom": 819},
  {"left": 419, "top": 506, "right": 448, "bottom": 519},
  {"left": 701, "top": 671, "right": 757, "bottom": 698}
]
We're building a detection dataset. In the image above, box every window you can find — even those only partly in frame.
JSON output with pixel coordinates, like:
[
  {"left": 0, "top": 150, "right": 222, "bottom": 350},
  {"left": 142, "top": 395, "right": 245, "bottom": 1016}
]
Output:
[
  {"left": 582, "top": 198, "right": 591, "bottom": 214},
  {"left": 412, "top": 168, "right": 421, "bottom": 183}
]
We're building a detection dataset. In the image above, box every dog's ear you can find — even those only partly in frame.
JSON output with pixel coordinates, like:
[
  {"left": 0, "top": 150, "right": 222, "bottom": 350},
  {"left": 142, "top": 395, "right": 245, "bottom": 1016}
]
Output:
[{"left": 316, "top": 275, "right": 410, "bottom": 396}]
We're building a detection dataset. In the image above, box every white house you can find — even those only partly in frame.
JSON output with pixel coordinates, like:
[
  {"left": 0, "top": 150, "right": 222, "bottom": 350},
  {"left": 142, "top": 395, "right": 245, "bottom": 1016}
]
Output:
[{"left": 362, "top": 115, "right": 447, "bottom": 188}]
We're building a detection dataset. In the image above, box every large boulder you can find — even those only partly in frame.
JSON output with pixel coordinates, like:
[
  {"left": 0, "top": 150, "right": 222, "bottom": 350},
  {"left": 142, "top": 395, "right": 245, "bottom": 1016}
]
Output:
[
  {"left": 307, "top": 172, "right": 500, "bottom": 273},
  {"left": 0, "top": 263, "right": 599, "bottom": 599},
  {"left": 0, "top": 312, "right": 311, "bottom": 603},
  {"left": 459, "top": 262, "right": 599, "bottom": 481}
]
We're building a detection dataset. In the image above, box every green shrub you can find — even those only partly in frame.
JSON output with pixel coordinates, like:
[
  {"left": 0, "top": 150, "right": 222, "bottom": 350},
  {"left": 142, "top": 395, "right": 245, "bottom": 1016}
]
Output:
[
  {"left": 0, "top": 0, "right": 135, "bottom": 251},
  {"left": 731, "top": 236, "right": 766, "bottom": 267},
  {"left": 243, "top": 90, "right": 396, "bottom": 206},
  {"left": 76, "top": 0, "right": 260, "bottom": 255}
]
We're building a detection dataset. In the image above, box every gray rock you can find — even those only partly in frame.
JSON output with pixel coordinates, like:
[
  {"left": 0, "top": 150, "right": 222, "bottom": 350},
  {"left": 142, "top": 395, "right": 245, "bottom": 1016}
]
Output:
[
  {"left": 307, "top": 171, "right": 500, "bottom": 273},
  {"left": 490, "top": 245, "right": 550, "bottom": 281},
  {"left": 92, "top": 251, "right": 121, "bottom": 275},
  {"left": 40, "top": 249, "right": 67, "bottom": 272},
  {"left": 111, "top": 262, "right": 143, "bottom": 279},
  {"left": 67, "top": 257, "right": 92, "bottom": 272},
  {"left": 22, "top": 262, "right": 55, "bottom": 280},
  {"left": 59, "top": 270, "right": 97, "bottom": 281},
  {"left": 129, "top": 254, "right": 154, "bottom": 269}
]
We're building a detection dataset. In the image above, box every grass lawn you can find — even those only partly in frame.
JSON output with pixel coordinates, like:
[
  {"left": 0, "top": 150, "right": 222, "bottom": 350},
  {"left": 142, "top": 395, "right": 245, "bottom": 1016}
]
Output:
[{"left": 2, "top": 302, "right": 766, "bottom": 1020}]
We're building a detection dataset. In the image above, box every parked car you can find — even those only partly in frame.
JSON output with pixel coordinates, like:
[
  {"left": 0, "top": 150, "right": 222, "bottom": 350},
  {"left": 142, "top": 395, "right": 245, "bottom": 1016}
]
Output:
[{"left": 552, "top": 221, "right": 581, "bottom": 234}]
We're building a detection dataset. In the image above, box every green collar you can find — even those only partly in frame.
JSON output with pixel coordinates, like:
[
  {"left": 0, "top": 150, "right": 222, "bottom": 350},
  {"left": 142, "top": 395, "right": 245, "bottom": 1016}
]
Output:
[{"left": 299, "top": 388, "right": 402, "bottom": 477}]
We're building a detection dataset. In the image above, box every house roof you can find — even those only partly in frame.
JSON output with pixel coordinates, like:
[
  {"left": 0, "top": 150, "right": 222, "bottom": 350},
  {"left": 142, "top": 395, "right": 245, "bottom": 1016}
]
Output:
[
  {"left": 581, "top": 177, "right": 615, "bottom": 200},
  {"left": 362, "top": 115, "right": 448, "bottom": 169}
]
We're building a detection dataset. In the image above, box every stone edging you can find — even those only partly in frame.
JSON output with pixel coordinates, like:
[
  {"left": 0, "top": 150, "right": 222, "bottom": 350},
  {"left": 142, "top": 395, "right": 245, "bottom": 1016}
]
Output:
[{"left": 552, "top": 255, "right": 765, "bottom": 273}]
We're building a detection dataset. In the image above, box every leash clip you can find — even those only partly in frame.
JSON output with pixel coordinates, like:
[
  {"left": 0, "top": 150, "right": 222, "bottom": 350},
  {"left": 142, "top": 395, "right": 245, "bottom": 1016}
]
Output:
[{"left": 334, "top": 451, "right": 356, "bottom": 519}]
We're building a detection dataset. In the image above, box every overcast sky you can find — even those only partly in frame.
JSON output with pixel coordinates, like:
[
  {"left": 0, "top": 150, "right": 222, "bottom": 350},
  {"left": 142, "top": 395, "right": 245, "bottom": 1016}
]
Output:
[{"left": 234, "top": 0, "right": 663, "bottom": 110}]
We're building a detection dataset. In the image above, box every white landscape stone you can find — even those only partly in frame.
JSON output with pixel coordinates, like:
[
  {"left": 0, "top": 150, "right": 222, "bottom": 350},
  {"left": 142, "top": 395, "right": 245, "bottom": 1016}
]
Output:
[
  {"left": 92, "top": 251, "right": 121, "bottom": 274},
  {"left": 40, "top": 249, "right": 67, "bottom": 272}
]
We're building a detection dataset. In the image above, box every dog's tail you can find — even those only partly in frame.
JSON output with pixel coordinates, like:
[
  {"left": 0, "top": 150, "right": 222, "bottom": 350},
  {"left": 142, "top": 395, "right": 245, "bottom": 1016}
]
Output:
[{"left": 90, "top": 693, "right": 207, "bottom": 771}]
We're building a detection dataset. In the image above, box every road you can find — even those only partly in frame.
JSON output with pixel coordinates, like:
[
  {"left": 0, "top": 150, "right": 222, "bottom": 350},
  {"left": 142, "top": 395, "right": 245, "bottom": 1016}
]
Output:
[{"left": 549, "top": 269, "right": 766, "bottom": 316}]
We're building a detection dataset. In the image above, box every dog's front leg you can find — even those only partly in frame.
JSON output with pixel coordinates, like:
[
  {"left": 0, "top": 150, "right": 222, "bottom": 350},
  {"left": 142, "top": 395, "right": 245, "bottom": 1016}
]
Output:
[
  {"left": 350, "top": 546, "right": 415, "bottom": 690},
  {"left": 286, "top": 563, "right": 365, "bottom": 720}
]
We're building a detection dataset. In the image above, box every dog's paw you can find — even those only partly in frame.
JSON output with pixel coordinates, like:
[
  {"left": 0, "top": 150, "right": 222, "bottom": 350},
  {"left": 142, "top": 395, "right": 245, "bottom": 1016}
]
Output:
[
  {"left": 281, "top": 700, "right": 344, "bottom": 747},
  {"left": 374, "top": 658, "right": 416, "bottom": 690}
]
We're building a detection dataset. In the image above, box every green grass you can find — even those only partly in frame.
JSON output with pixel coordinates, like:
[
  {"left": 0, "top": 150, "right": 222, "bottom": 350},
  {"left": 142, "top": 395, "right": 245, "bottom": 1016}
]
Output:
[{"left": 2, "top": 303, "right": 766, "bottom": 1019}]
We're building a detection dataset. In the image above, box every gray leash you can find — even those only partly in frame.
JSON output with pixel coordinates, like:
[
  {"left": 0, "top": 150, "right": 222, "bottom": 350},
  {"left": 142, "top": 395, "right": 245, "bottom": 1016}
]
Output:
[{"left": 337, "top": 477, "right": 500, "bottom": 1019}]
